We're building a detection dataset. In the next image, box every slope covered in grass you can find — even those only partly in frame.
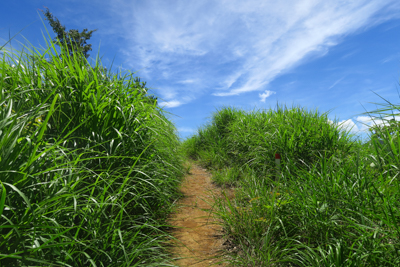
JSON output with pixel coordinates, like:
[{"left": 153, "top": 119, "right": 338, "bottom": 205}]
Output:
[
  {"left": 0, "top": 37, "right": 183, "bottom": 266},
  {"left": 183, "top": 104, "right": 400, "bottom": 266}
]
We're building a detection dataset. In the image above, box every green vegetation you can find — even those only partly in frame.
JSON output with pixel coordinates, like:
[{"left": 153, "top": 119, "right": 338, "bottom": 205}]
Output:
[
  {"left": 183, "top": 103, "right": 400, "bottom": 266},
  {"left": 0, "top": 31, "right": 183, "bottom": 266}
]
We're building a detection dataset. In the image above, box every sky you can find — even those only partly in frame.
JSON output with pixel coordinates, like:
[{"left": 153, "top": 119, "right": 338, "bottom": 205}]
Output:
[{"left": 2, "top": 0, "right": 400, "bottom": 142}]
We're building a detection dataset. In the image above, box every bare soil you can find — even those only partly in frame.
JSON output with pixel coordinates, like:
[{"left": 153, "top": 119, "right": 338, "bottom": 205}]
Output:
[{"left": 168, "top": 163, "right": 234, "bottom": 267}]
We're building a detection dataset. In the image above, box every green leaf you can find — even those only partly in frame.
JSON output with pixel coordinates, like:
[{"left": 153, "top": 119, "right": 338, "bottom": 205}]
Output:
[{"left": 0, "top": 181, "right": 6, "bottom": 219}]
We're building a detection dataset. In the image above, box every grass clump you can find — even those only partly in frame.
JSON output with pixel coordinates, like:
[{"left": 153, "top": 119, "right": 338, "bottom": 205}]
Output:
[
  {"left": 0, "top": 34, "right": 183, "bottom": 266},
  {"left": 183, "top": 103, "right": 400, "bottom": 266}
]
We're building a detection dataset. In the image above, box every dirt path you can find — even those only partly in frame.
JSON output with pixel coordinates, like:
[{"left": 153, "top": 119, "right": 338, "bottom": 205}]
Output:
[{"left": 168, "top": 163, "right": 233, "bottom": 267}]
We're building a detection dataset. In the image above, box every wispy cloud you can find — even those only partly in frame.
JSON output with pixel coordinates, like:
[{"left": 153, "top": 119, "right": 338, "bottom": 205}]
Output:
[
  {"left": 380, "top": 52, "right": 400, "bottom": 64},
  {"left": 328, "top": 76, "right": 346, "bottom": 90},
  {"left": 158, "top": 100, "right": 183, "bottom": 108},
  {"left": 107, "top": 0, "right": 400, "bottom": 104},
  {"left": 340, "top": 50, "right": 359, "bottom": 60},
  {"left": 177, "top": 79, "right": 196, "bottom": 84},
  {"left": 178, "top": 127, "right": 196, "bottom": 133}
]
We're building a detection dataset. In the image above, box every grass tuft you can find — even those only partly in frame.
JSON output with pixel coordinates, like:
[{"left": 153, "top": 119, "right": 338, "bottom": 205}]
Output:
[
  {"left": 0, "top": 31, "right": 183, "bottom": 266},
  {"left": 183, "top": 103, "right": 400, "bottom": 266}
]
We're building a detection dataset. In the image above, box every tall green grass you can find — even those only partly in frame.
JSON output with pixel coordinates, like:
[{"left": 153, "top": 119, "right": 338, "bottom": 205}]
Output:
[
  {"left": 0, "top": 34, "right": 183, "bottom": 266},
  {"left": 183, "top": 104, "right": 400, "bottom": 266}
]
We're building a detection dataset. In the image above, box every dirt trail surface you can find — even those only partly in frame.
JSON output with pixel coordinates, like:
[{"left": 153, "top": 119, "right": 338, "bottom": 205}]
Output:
[{"left": 168, "top": 163, "right": 233, "bottom": 267}]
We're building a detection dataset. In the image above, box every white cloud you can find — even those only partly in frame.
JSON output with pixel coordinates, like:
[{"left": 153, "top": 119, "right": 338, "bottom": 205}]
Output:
[
  {"left": 158, "top": 100, "right": 183, "bottom": 108},
  {"left": 259, "top": 90, "right": 276, "bottom": 102},
  {"left": 324, "top": 116, "right": 400, "bottom": 143},
  {"left": 328, "top": 118, "right": 359, "bottom": 133},
  {"left": 108, "top": 0, "right": 400, "bottom": 102},
  {"left": 339, "top": 119, "right": 359, "bottom": 132},
  {"left": 356, "top": 115, "right": 400, "bottom": 132},
  {"left": 155, "top": 87, "right": 177, "bottom": 100}
]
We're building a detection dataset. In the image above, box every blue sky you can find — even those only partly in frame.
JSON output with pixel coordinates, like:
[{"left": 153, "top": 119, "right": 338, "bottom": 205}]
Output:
[{"left": 2, "top": 0, "right": 400, "bottom": 142}]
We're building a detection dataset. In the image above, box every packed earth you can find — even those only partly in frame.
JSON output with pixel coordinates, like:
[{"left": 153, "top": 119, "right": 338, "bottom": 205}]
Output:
[{"left": 168, "top": 163, "right": 234, "bottom": 266}]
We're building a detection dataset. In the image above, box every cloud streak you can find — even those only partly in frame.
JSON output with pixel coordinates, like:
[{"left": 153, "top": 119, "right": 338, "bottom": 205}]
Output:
[
  {"left": 328, "top": 76, "right": 347, "bottom": 90},
  {"left": 107, "top": 0, "right": 400, "bottom": 106}
]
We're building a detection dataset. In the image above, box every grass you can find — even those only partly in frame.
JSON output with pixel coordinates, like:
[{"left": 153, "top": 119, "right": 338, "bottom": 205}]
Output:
[
  {"left": 182, "top": 103, "right": 400, "bottom": 266},
  {"left": 0, "top": 31, "right": 184, "bottom": 266}
]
